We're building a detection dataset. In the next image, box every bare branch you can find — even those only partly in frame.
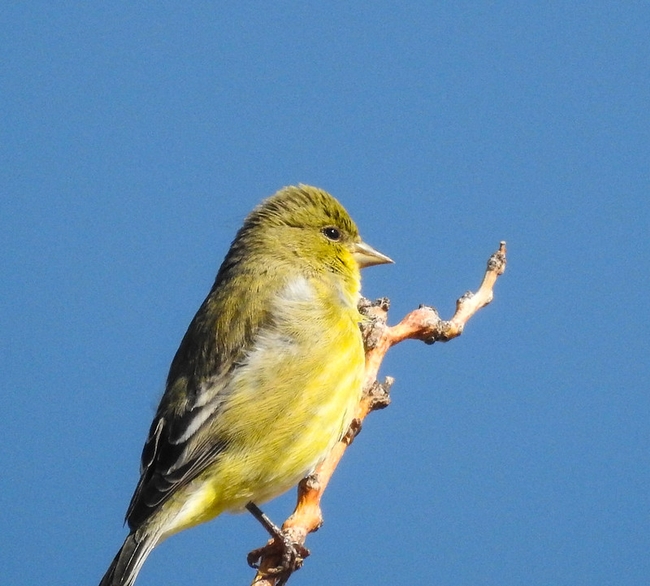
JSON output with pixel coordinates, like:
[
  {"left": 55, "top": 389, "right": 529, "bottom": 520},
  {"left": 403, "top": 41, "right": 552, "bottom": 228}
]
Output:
[{"left": 249, "top": 241, "right": 507, "bottom": 585}]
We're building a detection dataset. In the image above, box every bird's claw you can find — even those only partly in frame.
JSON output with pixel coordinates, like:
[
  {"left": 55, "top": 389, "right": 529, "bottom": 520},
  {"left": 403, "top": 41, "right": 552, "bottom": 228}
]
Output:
[{"left": 247, "top": 533, "right": 309, "bottom": 584}]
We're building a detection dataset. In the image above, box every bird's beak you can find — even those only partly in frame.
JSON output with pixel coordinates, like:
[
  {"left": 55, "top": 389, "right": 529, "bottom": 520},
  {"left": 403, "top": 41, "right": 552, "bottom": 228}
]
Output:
[{"left": 352, "top": 241, "right": 394, "bottom": 268}]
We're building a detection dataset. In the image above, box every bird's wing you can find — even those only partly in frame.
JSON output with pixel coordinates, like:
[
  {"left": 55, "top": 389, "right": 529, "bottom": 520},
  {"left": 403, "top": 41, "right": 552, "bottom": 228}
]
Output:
[
  {"left": 123, "top": 372, "right": 234, "bottom": 530},
  {"left": 124, "top": 265, "right": 275, "bottom": 531}
]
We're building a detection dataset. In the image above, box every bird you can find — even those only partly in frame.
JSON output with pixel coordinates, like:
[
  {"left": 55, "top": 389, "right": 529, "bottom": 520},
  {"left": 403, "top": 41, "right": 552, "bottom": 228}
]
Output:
[{"left": 99, "top": 184, "right": 393, "bottom": 586}]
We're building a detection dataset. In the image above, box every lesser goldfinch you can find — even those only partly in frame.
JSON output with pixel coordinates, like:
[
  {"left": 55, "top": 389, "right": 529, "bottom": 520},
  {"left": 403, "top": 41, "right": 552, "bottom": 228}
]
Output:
[{"left": 99, "top": 185, "right": 392, "bottom": 585}]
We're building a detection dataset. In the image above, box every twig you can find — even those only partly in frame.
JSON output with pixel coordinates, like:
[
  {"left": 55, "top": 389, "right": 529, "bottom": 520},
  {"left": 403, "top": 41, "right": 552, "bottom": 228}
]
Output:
[{"left": 249, "top": 241, "right": 507, "bottom": 585}]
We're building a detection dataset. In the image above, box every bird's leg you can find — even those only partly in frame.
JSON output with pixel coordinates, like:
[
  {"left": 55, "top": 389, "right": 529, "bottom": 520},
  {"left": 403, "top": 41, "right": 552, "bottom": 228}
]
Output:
[{"left": 245, "top": 501, "right": 309, "bottom": 582}]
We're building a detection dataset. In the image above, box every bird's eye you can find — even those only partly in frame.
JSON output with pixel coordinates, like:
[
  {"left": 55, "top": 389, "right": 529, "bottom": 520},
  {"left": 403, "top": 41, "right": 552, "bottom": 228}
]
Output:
[{"left": 322, "top": 226, "right": 342, "bottom": 241}]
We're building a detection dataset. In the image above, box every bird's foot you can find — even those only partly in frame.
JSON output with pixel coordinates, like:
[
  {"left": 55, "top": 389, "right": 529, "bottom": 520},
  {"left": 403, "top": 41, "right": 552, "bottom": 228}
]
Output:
[
  {"left": 247, "top": 533, "right": 309, "bottom": 579},
  {"left": 246, "top": 502, "right": 309, "bottom": 584}
]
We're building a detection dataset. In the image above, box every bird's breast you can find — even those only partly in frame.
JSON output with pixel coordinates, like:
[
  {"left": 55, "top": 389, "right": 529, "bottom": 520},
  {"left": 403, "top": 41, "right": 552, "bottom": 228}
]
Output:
[{"left": 200, "top": 273, "right": 365, "bottom": 509}]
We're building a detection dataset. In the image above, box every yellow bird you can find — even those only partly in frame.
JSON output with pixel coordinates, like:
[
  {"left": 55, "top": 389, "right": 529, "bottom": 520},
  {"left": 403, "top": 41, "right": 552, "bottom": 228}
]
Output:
[{"left": 99, "top": 185, "right": 392, "bottom": 585}]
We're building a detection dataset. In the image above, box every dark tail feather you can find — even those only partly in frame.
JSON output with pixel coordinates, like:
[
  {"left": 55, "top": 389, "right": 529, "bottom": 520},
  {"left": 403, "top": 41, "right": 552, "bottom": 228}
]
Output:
[{"left": 99, "top": 531, "right": 159, "bottom": 586}]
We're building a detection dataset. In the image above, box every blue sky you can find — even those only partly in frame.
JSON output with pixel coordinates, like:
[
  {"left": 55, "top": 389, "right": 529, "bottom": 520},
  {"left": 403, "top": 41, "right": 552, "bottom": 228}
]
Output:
[{"left": 2, "top": 3, "right": 649, "bottom": 585}]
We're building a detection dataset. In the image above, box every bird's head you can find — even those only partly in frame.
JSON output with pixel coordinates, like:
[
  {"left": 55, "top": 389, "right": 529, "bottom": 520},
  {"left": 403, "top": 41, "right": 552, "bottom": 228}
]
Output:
[{"left": 242, "top": 184, "right": 393, "bottom": 278}]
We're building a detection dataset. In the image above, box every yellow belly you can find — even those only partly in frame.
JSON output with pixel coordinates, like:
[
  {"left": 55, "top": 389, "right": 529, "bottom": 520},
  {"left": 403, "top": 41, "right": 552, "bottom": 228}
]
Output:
[{"left": 161, "top": 281, "right": 365, "bottom": 537}]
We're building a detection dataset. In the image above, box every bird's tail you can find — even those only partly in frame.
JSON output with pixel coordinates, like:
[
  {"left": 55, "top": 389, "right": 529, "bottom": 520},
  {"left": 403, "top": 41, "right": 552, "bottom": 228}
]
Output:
[{"left": 99, "top": 530, "right": 159, "bottom": 586}]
